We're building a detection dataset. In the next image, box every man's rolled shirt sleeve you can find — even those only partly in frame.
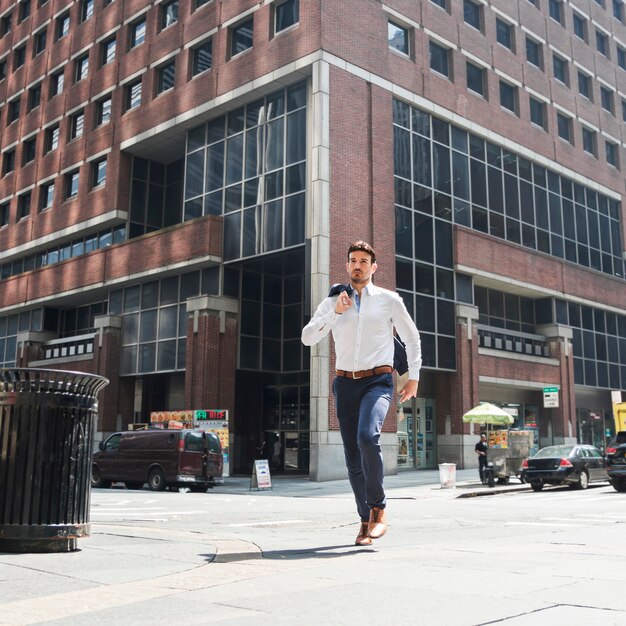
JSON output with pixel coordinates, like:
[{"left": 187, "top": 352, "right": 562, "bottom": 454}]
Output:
[{"left": 301, "top": 297, "right": 341, "bottom": 346}]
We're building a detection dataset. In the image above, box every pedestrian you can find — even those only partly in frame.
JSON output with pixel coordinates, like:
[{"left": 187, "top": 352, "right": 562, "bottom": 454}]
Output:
[
  {"left": 475, "top": 433, "right": 488, "bottom": 484},
  {"left": 301, "top": 241, "right": 422, "bottom": 546}
]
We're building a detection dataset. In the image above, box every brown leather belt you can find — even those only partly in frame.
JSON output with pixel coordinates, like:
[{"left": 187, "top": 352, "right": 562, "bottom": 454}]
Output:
[{"left": 336, "top": 366, "right": 393, "bottom": 380}]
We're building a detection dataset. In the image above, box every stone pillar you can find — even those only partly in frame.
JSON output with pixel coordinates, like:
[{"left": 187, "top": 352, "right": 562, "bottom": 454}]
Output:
[
  {"left": 307, "top": 60, "right": 341, "bottom": 481},
  {"left": 536, "top": 324, "right": 576, "bottom": 444},
  {"left": 185, "top": 296, "right": 238, "bottom": 415},
  {"left": 93, "top": 315, "right": 123, "bottom": 435},
  {"left": 15, "top": 331, "right": 57, "bottom": 367},
  {"left": 436, "top": 304, "right": 480, "bottom": 468}
]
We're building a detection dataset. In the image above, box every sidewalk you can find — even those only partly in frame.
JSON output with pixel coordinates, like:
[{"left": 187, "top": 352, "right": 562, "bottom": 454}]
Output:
[{"left": 0, "top": 468, "right": 530, "bottom": 626}]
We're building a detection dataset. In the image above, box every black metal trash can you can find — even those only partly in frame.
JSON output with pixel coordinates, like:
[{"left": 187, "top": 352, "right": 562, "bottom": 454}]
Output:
[{"left": 0, "top": 369, "right": 108, "bottom": 553}]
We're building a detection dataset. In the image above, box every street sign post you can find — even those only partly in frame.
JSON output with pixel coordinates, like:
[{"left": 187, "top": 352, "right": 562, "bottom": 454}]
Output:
[{"left": 543, "top": 386, "right": 559, "bottom": 408}]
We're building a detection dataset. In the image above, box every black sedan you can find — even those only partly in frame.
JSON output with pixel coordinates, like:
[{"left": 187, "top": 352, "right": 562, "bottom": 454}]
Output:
[
  {"left": 606, "top": 433, "right": 626, "bottom": 492},
  {"left": 521, "top": 444, "right": 608, "bottom": 492}
]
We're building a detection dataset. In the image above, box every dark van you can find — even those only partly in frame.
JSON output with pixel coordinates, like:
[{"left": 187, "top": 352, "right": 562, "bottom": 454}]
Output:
[{"left": 92, "top": 429, "right": 223, "bottom": 492}]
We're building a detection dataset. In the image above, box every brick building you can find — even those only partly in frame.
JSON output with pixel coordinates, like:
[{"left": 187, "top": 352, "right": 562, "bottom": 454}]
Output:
[{"left": 0, "top": 0, "right": 624, "bottom": 479}]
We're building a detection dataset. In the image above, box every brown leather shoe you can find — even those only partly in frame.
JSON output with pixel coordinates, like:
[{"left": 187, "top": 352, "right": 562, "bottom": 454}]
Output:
[
  {"left": 355, "top": 521, "right": 372, "bottom": 546},
  {"left": 368, "top": 506, "right": 387, "bottom": 539}
]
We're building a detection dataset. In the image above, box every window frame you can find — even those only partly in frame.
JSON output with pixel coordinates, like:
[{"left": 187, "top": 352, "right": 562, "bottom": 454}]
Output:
[
  {"left": 75, "top": 53, "right": 89, "bottom": 83},
  {"left": 124, "top": 79, "right": 142, "bottom": 112},
  {"left": 525, "top": 37, "right": 543, "bottom": 69},
  {"left": 496, "top": 18, "right": 514, "bottom": 51},
  {"left": 100, "top": 36, "right": 116, "bottom": 67},
  {"left": 230, "top": 17, "right": 254, "bottom": 58},
  {"left": 605, "top": 140, "right": 619, "bottom": 167},
  {"left": 601, "top": 86, "right": 615, "bottom": 113},
  {"left": 529, "top": 96, "right": 546, "bottom": 129},
  {"left": 274, "top": 0, "right": 299, "bottom": 34},
  {"left": 95, "top": 95, "right": 112, "bottom": 126},
  {"left": 466, "top": 60, "right": 486, "bottom": 96},
  {"left": 39, "top": 181, "right": 54, "bottom": 211},
  {"left": 156, "top": 61, "right": 176, "bottom": 95},
  {"left": 388, "top": 20, "right": 410, "bottom": 56},
  {"left": 463, "top": 0, "right": 482, "bottom": 31},
  {"left": 191, "top": 39, "right": 212, "bottom": 76},
  {"left": 556, "top": 112, "right": 572, "bottom": 143},
  {"left": 55, "top": 11, "right": 70, "bottom": 41},
  {"left": 44, "top": 124, "right": 60, "bottom": 153},
  {"left": 160, "top": 0, "right": 179, "bottom": 30},
  {"left": 65, "top": 170, "right": 80, "bottom": 200},
  {"left": 499, "top": 80, "right": 518, "bottom": 115},
  {"left": 429, "top": 40, "right": 450, "bottom": 78},
  {"left": 129, "top": 17, "right": 146, "bottom": 49},
  {"left": 69, "top": 110, "right": 85, "bottom": 140},
  {"left": 17, "top": 191, "right": 31, "bottom": 221},
  {"left": 22, "top": 137, "right": 36, "bottom": 165},
  {"left": 581, "top": 126, "right": 597, "bottom": 157},
  {"left": 91, "top": 158, "right": 107, "bottom": 188}
]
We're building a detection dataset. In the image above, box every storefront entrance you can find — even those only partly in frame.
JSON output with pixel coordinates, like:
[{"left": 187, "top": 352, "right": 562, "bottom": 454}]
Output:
[{"left": 397, "top": 398, "right": 437, "bottom": 469}]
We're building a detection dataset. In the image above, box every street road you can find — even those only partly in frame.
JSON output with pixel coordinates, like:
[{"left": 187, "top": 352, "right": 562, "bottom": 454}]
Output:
[{"left": 2, "top": 479, "right": 625, "bottom": 625}]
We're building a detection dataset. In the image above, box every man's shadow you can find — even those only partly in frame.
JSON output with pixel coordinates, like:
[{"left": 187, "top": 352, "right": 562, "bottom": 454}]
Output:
[{"left": 203, "top": 544, "right": 374, "bottom": 563}]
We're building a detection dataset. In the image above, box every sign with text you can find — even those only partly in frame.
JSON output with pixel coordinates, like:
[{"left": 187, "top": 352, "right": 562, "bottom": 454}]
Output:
[
  {"left": 543, "top": 387, "right": 559, "bottom": 408},
  {"left": 251, "top": 459, "right": 272, "bottom": 490}
]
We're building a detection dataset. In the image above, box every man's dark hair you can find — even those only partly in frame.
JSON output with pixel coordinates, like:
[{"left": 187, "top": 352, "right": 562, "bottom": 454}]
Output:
[{"left": 347, "top": 241, "right": 376, "bottom": 264}]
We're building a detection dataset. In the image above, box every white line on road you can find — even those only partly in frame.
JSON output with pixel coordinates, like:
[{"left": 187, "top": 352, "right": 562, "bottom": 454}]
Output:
[
  {"left": 227, "top": 519, "right": 309, "bottom": 527},
  {"left": 504, "top": 521, "right": 587, "bottom": 527},
  {"left": 92, "top": 511, "right": 209, "bottom": 516}
]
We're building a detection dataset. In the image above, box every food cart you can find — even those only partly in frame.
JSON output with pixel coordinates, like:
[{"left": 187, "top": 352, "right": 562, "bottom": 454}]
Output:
[
  {"left": 463, "top": 402, "right": 531, "bottom": 486},
  {"left": 486, "top": 429, "right": 534, "bottom": 484}
]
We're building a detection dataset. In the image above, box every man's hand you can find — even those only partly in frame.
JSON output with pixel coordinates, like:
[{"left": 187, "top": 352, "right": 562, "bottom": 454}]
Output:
[
  {"left": 398, "top": 379, "right": 418, "bottom": 403},
  {"left": 334, "top": 290, "right": 353, "bottom": 314}
]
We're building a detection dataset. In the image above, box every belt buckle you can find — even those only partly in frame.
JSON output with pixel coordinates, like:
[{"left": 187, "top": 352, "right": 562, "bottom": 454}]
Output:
[{"left": 352, "top": 371, "right": 361, "bottom": 380}]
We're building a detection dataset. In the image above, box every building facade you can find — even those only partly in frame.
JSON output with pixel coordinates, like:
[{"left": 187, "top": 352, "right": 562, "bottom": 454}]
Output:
[{"left": 0, "top": 0, "right": 624, "bottom": 479}]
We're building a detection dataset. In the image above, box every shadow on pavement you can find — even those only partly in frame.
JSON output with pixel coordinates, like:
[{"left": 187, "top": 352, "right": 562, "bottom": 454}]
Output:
[{"left": 262, "top": 544, "right": 374, "bottom": 560}]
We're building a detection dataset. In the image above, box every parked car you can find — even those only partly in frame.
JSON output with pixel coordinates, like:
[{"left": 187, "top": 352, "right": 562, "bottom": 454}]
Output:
[
  {"left": 521, "top": 444, "right": 608, "bottom": 491},
  {"left": 92, "top": 428, "right": 223, "bottom": 492},
  {"left": 605, "top": 432, "right": 626, "bottom": 492}
]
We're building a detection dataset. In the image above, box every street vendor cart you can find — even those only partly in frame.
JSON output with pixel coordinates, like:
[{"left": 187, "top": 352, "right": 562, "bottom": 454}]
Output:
[{"left": 486, "top": 429, "right": 534, "bottom": 484}]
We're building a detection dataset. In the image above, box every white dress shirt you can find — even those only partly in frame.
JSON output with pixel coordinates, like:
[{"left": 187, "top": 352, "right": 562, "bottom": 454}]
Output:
[{"left": 301, "top": 283, "right": 422, "bottom": 381}]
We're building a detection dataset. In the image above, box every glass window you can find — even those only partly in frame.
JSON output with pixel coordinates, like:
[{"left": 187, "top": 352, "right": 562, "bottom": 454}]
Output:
[
  {"left": 157, "top": 61, "right": 175, "bottom": 94},
  {"left": 7, "top": 98, "right": 20, "bottom": 124},
  {"left": 618, "top": 45, "right": 626, "bottom": 70},
  {"left": 430, "top": 41, "right": 449, "bottom": 77},
  {"left": 496, "top": 19, "right": 513, "bottom": 50},
  {"left": 549, "top": 0, "right": 562, "bottom": 23},
  {"left": 606, "top": 141, "right": 619, "bottom": 167},
  {"left": 573, "top": 13, "right": 587, "bottom": 41},
  {"left": 499, "top": 80, "right": 517, "bottom": 114},
  {"left": 28, "top": 83, "right": 41, "bottom": 111},
  {"left": 80, "top": 0, "right": 94, "bottom": 22},
  {"left": 22, "top": 137, "right": 36, "bottom": 164},
  {"left": 101, "top": 37, "right": 116, "bottom": 66},
  {"left": 526, "top": 37, "right": 542, "bottom": 68},
  {"left": 231, "top": 18, "right": 253, "bottom": 57},
  {"left": 75, "top": 54, "right": 89, "bottom": 82},
  {"left": 96, "top": 96, "right": 112, "bottom": 126},
  {"left": 275, "top": 0, "right": 299, "bottom": 33},
  {"left": 463, "top": 0, "right": 481, "bottom": 30},
  {"left": 582, "top": 127, "right": 597, "bottom": 156},
  {"left": 615, "top": 0, "right": 624, "bottom": 21},
  {"left": 70, "top": 110, "right": 85, "bottom": 139},
  {"left": 466, "top": 62, "right": 485, "bottom": 96},
  {"left": 56, "top": 11, "right": 70, "bottom": 40},
  {"left": 65, "top": 170, "right": 80, "bottom": 198},
  {"left": 529, "top": 97, "right": 546, "bottom": 129},
  {"left": 192, "top": 40, "right": 212, "bottom": 76},
  {"left": 578, "top": 71, "right": 591, "bottom": 99},
  {"left": 40, "top": 182, "right": 54, "bottom": 211},
  {"left": 388, "top": 21, "right": 409, "bottom": 55},
  {"left": 44, "top": 125, "right": 59, "bottom": 153},
  {"left": 130, "top": 18, "right": 146, "bottom": 48},
  {"left": 596, "top": 30, "right": 609, "bottom": 57},
  {"left": 161, "top": 1, "right": 179, "bottom": 29},
  {"left": 50, "top": 69, "right": 64, "bottom": 97},
  {"left": 17, "top": 192, "right": 30, "bottom": 221},
  {"left": 552, "top": 53, "right": 568, "bottom": 84},
  {"left": 125, "top": 79, "right": 142, "bottom": 111},
  {"left": 601, "top": 87, "right": 614, "bottom": 113},
  {"left": 431, "top": 0, "right": 447, "bottom": 7},
  {"left": 13, "top": 45, "right": 25, "bottom": 70},
  {"left": 34, "top": 28, "right": 47, "bottom": 55},
  {"left": 91, "top": 158, "right": 107, "bottom": 187}
]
